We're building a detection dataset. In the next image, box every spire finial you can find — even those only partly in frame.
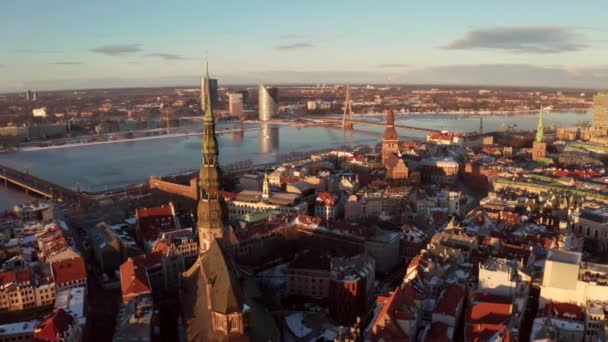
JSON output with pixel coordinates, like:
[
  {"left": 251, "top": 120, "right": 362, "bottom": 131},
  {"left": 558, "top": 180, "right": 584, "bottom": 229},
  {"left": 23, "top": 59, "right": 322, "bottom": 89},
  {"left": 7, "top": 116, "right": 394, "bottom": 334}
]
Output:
[
  {"left": 205, "top": 50, "right": 209, "bottom": 77},
  {"left": 536, "top": 105, "right": 544, "bottom": 143},
  {"left": 203, "top": 61, "right": 214, "bottom": 122}
]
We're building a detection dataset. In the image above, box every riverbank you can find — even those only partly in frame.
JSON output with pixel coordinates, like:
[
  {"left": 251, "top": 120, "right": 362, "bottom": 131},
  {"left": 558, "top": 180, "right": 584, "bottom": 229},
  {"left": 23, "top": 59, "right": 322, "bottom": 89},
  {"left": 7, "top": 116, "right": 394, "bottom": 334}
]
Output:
[
  {"left": 4, "top": 127, "right": 262, "bottom": 152},
  {"left": 350, "top": 109, "right": 589, "bottom": 116}
]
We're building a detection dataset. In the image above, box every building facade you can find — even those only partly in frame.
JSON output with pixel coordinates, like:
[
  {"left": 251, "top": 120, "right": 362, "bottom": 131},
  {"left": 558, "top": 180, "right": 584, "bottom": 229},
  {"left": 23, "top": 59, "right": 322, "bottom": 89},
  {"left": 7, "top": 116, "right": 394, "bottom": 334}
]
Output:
[
  {"left": 228, "top": 92, "right": 245, "bottom": 117},
  {"left": 258, "top": 85, "right": 278, "bottom": 121},
  {"left": 200, "top": 77, "right": 218, "bottom": 110},
  {"left": 593, "top": 93, "right": 608, "bottom": 129}
]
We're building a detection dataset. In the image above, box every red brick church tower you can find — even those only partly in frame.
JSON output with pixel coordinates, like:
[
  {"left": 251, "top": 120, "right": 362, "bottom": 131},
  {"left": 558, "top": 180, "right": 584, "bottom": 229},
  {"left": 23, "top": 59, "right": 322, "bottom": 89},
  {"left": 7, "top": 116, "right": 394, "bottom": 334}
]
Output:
[{"left": 382, "top": 109, "right": 400, "bottom": 166}]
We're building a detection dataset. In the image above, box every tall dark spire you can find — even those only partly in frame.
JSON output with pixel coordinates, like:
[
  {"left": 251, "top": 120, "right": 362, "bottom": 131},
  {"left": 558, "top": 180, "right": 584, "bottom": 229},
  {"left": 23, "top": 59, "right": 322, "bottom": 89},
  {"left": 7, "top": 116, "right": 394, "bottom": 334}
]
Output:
[
  {"left": 536, "top": 106, "right": 545, "bottom": 143},
  {"left": 386, "top": 108, "right": 395, "bottom": 127},
  {"left": 197, "top": 64, "right": 225, "bottom": 253},
  {"left": 382, "top": 109, "right": 399, "bottom": 166}
]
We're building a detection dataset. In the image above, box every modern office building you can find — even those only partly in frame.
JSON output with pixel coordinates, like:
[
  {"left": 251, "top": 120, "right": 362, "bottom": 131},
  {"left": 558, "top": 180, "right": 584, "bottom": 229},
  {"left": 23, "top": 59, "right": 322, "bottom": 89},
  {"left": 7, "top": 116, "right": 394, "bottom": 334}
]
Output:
[
  {"left": 228, "top": 92, "right": 245, "bottom": 117},
  {"left": 200, "top": 77, "right": 218, "bottom": 110},
  {"left": 258, "top": 85, "right": 278, "bottom": 121},
  {"left": 592, "top": 94, "right": 608, "bottom": 129}
]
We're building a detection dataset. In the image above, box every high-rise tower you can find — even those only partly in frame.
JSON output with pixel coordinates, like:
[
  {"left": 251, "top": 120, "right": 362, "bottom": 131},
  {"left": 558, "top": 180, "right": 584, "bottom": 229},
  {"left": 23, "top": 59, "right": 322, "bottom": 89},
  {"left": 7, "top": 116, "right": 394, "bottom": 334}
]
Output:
[
  {"left": 532, "top": 107, "right": 547, "bottom": 161},
  {"left": 197, "top": 64, "right": 225, "bottom": 253},
  {"left": 382, "top": 109, "right": 399, "bottom": 166},
  {"left": 258, "top": 85, "right": 278, "bottom": 121},
  {"left": 200, "top": 76, "right": 218, "bottom": 111}
]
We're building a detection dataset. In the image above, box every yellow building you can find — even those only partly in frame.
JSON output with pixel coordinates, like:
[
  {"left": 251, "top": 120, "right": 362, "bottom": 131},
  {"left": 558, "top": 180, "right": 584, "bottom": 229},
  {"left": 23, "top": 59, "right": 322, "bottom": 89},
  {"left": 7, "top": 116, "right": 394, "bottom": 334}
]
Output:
[{"left": 593, "top": 94, "right": 608, "bottom": 129}]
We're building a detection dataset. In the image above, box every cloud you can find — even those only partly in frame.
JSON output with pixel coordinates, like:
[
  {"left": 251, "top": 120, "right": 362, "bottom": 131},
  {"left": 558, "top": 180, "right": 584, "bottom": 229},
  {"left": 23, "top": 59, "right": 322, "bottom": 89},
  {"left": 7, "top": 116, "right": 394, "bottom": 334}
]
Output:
[
  {"left": 377, "top": 63, "right": 409, "bottom": 69},
  {"left": 49, "top": 62, "right": 83, "bottom": 65},
  {"left": 402, "top": 64, "right": 608, "bottom": 88},
  {"left": 443, "top": 27, "right": 588, "bottom": 53},
  {"left": 145, "top": 53, "right": 189, "bottom": 60},
  {"left": 278, "top": 34, "right": 306, "bottom": 40},
  {"left": 13, "top": 49, "right": 59, "bottom": 54},
  {"left": 89, "top": 44, "right": 142, "bottom": 56},
  {"left": 274, "top": 42, "right": 314, "bottom": 51}
]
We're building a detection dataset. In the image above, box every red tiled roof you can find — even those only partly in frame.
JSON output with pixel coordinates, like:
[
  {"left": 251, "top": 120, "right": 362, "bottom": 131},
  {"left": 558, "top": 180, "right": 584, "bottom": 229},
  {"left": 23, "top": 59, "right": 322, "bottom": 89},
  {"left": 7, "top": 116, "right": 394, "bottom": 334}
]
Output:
[
  {"left": 469, "top": 301, "right": 511, "bottom": 325},
  {"left": 136, "top": 204, "right": 174, "bottom": 218},
  {"left": 434, "top": 283, "right": 465, "bottom": 317},
  {"left": 466, "top": 323, "right": 510, "bottom": 342},
  {"left": 316, "top": 192, "right": 335, "bottom": 206},
  {"left": 544, "top": 302, "right": 584, "bottom": 320},
  {"left": 372, "top": 283, "right": 418, "bottom": 340},
  {"left": 499, "top": 243, "right": 531, "bottom": 263},
  {"left": 221, "top": 191, "right": 238, "bottom": 200},
  {"left": 120, "top": 258, "right": 152, "bottom": 302},
  {"left": 554, "top": 169, "right": 598, "bottom": 179},
  {"left": 0, "top": 269, "right": 31, "bottom": 287},
  {"left": 136, "top": 204, "right": 177, "bottom": 243},
  {"left": 296, "top": 215, "right": 321, "bottom": 226},
  {"left": 33, "top": 309, "right": 76, "bottom": 342},
  {"left": 152, "top": 240, "right": 171, "bottom": 254},
  {"left": 233, "top": 221, "right": 289, "bottom": 241},
  {"left": 426, "top": 322, "right": 450, "bottom": 341},
  {"left": 51, "top": 257, "right": 86, "bottom": 285},
  {"left": 407, "top": 254, "right": 434, "bottom": 278}
]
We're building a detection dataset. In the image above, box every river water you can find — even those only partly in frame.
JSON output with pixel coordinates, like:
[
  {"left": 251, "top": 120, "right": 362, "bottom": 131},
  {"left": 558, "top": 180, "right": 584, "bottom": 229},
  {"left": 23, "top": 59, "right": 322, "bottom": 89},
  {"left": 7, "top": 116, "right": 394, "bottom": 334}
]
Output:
[{"left": 0, "top": 111, "right": 591, "bottom": 209}]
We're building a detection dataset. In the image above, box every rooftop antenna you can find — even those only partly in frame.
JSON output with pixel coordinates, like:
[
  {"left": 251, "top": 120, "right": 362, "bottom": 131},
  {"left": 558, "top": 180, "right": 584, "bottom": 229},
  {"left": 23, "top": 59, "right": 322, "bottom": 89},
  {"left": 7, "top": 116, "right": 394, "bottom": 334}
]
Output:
[{"left": 205, "top": 50, "right": 209, "bottom": 76}]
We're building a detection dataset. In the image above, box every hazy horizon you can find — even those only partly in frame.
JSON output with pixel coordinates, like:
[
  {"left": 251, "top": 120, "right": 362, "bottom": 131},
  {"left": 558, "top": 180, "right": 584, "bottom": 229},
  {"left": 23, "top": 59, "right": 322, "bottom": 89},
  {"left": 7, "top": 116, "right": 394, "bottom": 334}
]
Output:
[{"left": 2, "top": 1, "right": 607, "bottom": 92}]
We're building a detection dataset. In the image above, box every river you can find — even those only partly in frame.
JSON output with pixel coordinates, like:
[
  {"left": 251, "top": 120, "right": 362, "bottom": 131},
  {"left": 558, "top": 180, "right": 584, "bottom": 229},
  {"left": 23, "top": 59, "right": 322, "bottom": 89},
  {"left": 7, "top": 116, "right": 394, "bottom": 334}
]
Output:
[{"left": 0, "top": 111, "right": 591, "bottom": 209}]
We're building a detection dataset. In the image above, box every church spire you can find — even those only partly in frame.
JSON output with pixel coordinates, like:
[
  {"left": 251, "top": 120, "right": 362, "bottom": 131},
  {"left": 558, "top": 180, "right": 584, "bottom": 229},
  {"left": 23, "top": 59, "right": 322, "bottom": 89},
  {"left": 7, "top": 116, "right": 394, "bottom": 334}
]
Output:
[
  {"left": 536, "top": 106, "right": 544, "bottom": 143},
  {"left": 197, "top": 63, "right": 224, "bottom": 254},
  {"left": 386, "top": 108, "right": 395, "bottom": 127},
  {"left": 203, "top": 62, "right": 214, "bottom": 123}
]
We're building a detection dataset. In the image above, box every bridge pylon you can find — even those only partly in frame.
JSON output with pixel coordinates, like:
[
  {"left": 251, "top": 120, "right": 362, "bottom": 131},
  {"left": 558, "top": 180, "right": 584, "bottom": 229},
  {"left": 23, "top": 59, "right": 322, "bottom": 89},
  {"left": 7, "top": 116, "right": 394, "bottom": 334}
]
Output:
[{"left": 341, "top": 84, "right": 354, "bottom": 130}]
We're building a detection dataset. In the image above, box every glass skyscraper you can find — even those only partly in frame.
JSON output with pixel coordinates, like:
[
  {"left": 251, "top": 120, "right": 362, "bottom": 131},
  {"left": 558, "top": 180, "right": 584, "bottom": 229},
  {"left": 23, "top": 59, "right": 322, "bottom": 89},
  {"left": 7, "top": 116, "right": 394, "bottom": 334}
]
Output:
[{"left": 258, "top": 85, "right": 278, "bottom": 121}]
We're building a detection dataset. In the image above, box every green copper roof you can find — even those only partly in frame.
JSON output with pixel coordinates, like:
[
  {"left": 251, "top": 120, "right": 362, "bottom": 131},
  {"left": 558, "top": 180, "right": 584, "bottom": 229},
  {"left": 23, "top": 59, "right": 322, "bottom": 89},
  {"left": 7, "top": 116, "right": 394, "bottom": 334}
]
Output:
[
  {"left": 203, "top": 62, "right": 214, "bottom": 123},
  {"left": 535, "top": 107, "right": 544, "bottom": 143}
]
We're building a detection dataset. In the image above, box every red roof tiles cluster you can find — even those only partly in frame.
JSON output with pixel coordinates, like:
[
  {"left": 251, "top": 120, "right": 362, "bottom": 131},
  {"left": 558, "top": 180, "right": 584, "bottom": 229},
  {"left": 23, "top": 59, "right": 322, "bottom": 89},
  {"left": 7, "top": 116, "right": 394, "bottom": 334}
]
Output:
[
  {"left": 233, "top": 221, "right": 289, "bottom": 242},
  {"left": 37, "top": 225, "right": 71, "bottom": 260},
  {"left": 119, "top": 255, "right": 159, "bottom": 303},
  {"left": 544, "top": 302, "right": 585, "bottom": 321},
  {"left": 371, "top": 283, "right": 419, "bottom": 341},
  {"left": 136, "top": 204, "right": 177, "bottom": 244},
  {"left": 0, "top": 268, "right": 31, "bottom": 287},
  {"left": 33, "top": 309, "right": 77, "bottom": 342},
  {"left": 316, "top": 192, "right": 336, "bottom": 206},
  {"left": 434, "top": 283, "right": 465, "bottom": 317},
  {"left": 51, "top": 257, "right": 86, "bottom": 286},
  {"left": 428, "top": 131, "right": 464, "bottom": 142},
  {"left": 465, "top": 294, "right": 514, "bottom": 342},
  {"left": 554, "top": 169, "right": 598, "bottom": 179}
]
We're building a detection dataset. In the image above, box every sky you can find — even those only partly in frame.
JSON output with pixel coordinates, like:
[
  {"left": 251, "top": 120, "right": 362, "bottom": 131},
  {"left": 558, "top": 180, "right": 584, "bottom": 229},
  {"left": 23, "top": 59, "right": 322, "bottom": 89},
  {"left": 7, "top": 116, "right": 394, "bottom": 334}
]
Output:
[{"left": 1, "top": 0, "right": 607, "bottom": 92}]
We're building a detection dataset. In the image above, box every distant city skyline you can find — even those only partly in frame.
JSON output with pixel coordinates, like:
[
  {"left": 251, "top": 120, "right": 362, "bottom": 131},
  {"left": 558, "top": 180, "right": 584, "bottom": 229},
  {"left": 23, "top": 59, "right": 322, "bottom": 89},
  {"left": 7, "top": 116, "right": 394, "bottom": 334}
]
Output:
[{"left": 1, "top": 0, "right": 608, "bottom": 92}]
